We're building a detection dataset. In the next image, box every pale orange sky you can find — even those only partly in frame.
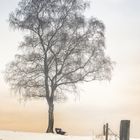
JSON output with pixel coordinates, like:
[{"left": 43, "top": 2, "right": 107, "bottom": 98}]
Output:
[{"left": 0, "top": 0, "right": 140, "bottom": 138}]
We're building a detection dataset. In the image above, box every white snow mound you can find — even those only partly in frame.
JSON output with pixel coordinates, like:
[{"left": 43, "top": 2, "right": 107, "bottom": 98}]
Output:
[
  {"left": 0, "top": 130, "right": 91, "bottom": 140},
  {"left": 0, "top": 130, "right": 139, "bottom": 140}
]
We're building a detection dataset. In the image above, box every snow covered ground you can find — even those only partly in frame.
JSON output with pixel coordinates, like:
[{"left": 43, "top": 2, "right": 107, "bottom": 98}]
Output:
[
  {"left": 0, "top": 130, "right": 92, "bottom": 140},
  {"left": 0, "top": 130, "right": 139, "bottom": 140}
]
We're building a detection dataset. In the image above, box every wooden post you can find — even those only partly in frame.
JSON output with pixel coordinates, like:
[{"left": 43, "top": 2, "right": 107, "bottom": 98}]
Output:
[
  {"left": 120, "top": 120, "right": 130, "bottom": 140},
  {"left": 103, "top": 124, "right": 106, "bottom": 136},
  {"left": 105, "top": 123, "right": 108, "bottom": 140}
]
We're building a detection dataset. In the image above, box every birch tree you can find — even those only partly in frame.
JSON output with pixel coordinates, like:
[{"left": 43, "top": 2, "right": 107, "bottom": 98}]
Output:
[{"left": 5, "top": 0, "right": 113, "bottom": 133}]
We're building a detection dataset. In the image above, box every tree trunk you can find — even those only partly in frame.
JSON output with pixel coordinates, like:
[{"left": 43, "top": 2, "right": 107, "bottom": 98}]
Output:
[{"left": 46, "top": 103, "right": 54, "bottom": 133}]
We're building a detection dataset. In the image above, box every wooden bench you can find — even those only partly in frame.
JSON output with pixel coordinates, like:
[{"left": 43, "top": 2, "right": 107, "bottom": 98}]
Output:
[{"left": 55, "top": 128, "right": 66, "bottom": 135}]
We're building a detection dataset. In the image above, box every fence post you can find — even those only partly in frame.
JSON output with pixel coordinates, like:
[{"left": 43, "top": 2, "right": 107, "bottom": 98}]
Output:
[
  {"left": 105, "top": 123, "right": 109, "bottom": 140},
  {"left": 103, "top": 124, "right": 106, "bottom": 136},
  {"left": 120, "top": 120, "right": 130, "bottom": 140}
]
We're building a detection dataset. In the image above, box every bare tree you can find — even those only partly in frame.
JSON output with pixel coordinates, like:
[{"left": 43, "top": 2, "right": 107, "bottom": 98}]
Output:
[{"left": 5, "top": 0, "right": 113, "bottom": 133}]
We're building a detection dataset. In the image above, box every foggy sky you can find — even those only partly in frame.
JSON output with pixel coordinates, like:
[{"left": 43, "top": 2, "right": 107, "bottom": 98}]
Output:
[{"left": 0, "top": 0, "right": 140, "bottom": 138}]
